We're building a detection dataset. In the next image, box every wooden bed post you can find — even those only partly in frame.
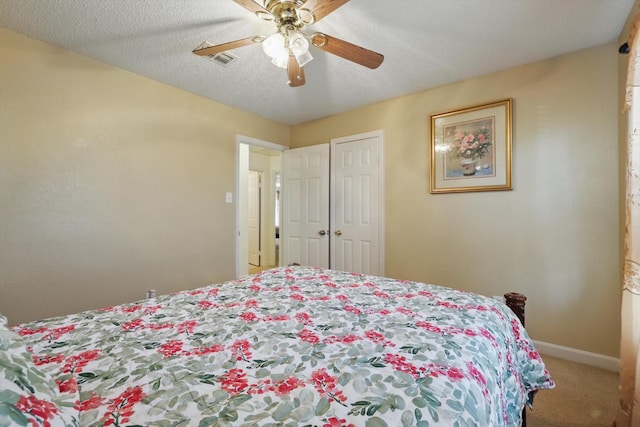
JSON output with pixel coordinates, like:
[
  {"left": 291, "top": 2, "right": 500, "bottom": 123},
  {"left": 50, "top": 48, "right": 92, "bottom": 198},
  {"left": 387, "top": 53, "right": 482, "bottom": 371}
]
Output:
[
  {"left": 504, "top": 292, "right": 526, "bottom": 327},
  {"left": 504, "top": 292, "right": 528, "bottom": 427}
]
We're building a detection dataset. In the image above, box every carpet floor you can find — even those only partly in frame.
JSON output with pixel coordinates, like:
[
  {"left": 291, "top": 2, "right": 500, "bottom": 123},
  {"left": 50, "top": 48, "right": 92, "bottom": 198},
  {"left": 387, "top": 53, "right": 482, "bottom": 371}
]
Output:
[{"left": 527, "top": 355, "right": 618, "bottom": 427}]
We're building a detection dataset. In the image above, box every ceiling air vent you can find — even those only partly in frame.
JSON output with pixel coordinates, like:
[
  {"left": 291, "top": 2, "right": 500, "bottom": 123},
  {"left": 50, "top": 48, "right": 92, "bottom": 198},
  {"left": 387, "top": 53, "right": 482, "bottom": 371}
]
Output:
[
  {"left": 195, "top": 42, "right": 238, "bottom": 67},
  {"left": 209, "top": 51, "right": 237, "bottom": 66}
]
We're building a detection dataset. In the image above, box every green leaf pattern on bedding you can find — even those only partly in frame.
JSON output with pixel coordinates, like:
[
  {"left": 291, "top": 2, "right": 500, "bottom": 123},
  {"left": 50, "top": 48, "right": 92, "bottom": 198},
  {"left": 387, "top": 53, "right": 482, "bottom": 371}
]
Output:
[
  {"left": 0, "top": 314, "right": 79, "bottom": 427},
  {"left": 10, "top": 267, "right": 554, "bottom": 426}
]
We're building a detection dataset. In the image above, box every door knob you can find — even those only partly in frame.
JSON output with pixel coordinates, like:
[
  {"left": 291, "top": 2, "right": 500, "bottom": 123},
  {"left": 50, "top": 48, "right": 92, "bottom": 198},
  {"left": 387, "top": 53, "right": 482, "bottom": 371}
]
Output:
[
  {"left": 318, "top": 230, "right": 327, "bottom": 236},
  {"left": 334, "top": 230, "right": 342, "bottom": 236}
]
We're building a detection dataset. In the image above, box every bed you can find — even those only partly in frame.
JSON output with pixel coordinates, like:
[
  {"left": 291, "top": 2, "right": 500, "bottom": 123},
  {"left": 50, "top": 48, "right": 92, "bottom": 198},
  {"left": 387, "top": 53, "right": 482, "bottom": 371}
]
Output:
[{"left": 1, "top": 266, "right": 554, "bottom": 426}]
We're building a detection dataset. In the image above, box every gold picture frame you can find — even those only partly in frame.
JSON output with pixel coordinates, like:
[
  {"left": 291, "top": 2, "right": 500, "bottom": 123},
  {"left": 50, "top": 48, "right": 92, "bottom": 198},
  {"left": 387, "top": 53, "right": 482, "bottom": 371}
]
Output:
[{"left": 429, "top": 98, "right": 512, "bottom": 194}]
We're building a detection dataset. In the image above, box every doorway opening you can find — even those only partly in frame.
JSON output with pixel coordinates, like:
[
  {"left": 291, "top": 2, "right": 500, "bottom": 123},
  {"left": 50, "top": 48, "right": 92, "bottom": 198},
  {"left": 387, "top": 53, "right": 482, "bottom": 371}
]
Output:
[
  {"left": 247, "top": 169, "right": 262, "bottom": 268},
  {"left": 235, "top": 136, "right": 286, "bottom": 278}
]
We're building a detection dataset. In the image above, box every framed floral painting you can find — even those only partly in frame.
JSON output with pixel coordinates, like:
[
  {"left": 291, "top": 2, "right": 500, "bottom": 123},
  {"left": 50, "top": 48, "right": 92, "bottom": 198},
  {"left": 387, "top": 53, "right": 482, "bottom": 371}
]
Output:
[{"left": 429, "top": 99, "right": 512, "bottom": 194}]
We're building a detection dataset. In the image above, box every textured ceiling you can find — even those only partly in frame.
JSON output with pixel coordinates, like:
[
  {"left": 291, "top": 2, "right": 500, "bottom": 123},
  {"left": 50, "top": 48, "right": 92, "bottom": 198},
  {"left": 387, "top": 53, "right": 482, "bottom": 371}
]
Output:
[{"left": 0, "top": 0, "right": 635, "bottom": 125}]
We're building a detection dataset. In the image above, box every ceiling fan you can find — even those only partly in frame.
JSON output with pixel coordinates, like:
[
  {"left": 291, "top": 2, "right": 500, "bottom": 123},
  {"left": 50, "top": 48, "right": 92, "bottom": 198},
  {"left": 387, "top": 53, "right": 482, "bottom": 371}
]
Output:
[{"left": 192, "top": 0, "right": 384, "bottom": 87}]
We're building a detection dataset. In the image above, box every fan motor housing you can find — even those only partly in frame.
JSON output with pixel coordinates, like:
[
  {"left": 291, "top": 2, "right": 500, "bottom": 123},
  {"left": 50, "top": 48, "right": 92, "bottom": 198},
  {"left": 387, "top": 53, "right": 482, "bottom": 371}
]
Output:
[{"left": 264, "top": 0, "right": 313, "bottom": 27}]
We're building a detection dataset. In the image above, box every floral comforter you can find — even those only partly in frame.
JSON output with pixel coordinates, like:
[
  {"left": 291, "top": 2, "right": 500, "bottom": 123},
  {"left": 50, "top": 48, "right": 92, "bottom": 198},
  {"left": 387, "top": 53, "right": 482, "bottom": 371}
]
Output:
[{"left": 5, "top": 266, "right": 554, "bottom": 426}]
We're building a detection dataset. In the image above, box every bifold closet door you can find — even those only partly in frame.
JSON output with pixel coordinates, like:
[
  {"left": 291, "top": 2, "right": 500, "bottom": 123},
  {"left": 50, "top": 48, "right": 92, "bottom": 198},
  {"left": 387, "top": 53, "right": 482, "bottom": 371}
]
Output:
[
  {"left": 331, "top": 135, "right": 382, "bottom": 276},
  {"left": 282, "top": 132, "right": 383, "bottom": 275},
  {"left": 281, "top": 144, "right": 330, "bottom": 268}
]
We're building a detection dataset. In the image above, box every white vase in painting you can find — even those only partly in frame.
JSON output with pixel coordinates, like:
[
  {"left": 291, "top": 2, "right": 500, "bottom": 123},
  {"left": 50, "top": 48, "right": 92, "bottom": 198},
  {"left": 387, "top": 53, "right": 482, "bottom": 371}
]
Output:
[{"left": 460, "top": 157, "right": 477, "bottom": 176}]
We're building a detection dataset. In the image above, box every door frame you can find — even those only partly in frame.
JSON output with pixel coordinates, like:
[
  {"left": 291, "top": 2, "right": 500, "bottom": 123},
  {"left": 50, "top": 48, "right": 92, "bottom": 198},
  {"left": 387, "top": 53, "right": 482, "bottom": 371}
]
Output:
[
  {"left": 330, "top": 130, "right": 385, "bottom": 276},
  {"left": 235, "top": 135, "right": 287, "bottom": 278}
]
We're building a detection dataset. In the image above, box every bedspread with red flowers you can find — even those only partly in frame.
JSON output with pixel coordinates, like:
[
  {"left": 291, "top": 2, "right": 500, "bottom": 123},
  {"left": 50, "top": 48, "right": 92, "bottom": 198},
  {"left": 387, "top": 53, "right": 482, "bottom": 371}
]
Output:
[{"left": 10, "top": 266, "right": 554, "bottom": 426}]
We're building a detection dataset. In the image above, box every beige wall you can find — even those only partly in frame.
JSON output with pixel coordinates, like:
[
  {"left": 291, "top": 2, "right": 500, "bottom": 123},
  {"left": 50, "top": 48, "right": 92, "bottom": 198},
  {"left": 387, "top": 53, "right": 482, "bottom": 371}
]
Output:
[
  {"left": 0, "top": 29, "right": 290, "bottom": 325},
  {"left": 291, "top": 44, "right": 621, "bottom": 357}
]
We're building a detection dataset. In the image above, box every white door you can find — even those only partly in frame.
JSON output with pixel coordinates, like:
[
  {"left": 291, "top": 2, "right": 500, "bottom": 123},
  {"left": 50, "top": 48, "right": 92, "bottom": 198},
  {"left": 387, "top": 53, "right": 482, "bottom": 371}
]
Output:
[
  {"left": 248, "top": 170, "right": 261, "bottom": 266},
  {"left": 331, "top": 132, "right": 384, "bottom": 275},
  {"left": 282, "top": 144, "right": 330, "bottom": 267}
]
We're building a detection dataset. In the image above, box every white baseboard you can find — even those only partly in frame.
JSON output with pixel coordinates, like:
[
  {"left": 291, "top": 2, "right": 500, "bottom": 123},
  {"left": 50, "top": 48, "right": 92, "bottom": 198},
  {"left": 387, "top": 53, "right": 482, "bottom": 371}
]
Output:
[{"left": 532, "top": 340, "right": 620, "bottom": 372}]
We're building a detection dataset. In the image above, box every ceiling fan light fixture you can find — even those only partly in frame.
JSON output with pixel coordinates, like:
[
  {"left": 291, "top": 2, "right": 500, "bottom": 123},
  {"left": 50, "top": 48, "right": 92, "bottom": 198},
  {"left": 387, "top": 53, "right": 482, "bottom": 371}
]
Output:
[
  {"left": 263, "top": 33, "right": 287, "bottom": 59},
  {"left": 294, "top": 50, "right": 313, "bottom": 67},
  {"left": 271, "top": 53, "right": 290, "bottom": 69},
  {"left": 289, "top": 33, "right": 308, "bottom": 54},
  {"left": 263, "top": 30, "right": 313, "bottom": 69},
  {"left": 289, "top": 33, "right": 313, "bottom": 66}
]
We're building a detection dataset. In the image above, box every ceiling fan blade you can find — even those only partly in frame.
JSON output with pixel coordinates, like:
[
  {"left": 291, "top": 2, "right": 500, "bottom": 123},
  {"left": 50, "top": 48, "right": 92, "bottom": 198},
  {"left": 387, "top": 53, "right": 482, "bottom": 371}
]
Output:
[
  {"left": 192, "top": 36, "right": 263, "bottom": 56},
  {"left": 311, "top": 32, "right": 384, "bottom": 69},
  {"left": 298, "top": 0, "right": 349, "bottom": 23},
  {"left": 287, "top": 53, "right": 306, "bottom": 87},
  {"left": 233, "top": 0, "right": 272, "bottom": 18}
]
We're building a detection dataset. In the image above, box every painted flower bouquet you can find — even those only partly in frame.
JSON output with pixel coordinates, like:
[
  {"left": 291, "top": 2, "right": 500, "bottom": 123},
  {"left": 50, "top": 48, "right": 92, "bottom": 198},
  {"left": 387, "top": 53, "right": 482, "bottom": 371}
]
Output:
[{"left": 450, "top": 126, "right": 492, "bottom": 159}]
